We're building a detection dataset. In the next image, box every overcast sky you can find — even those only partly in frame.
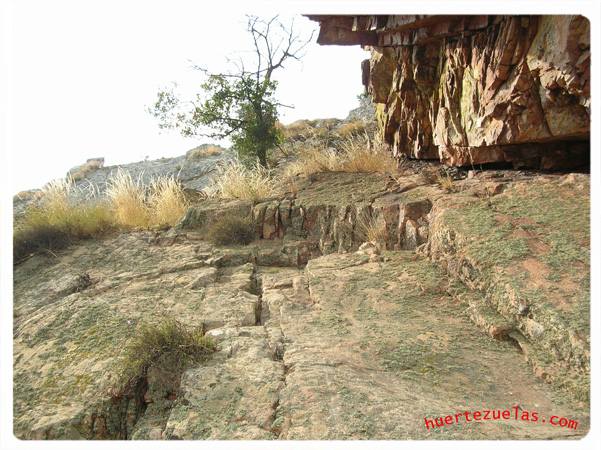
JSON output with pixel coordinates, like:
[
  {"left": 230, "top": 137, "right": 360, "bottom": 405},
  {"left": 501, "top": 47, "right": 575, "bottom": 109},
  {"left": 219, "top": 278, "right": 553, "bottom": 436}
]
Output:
[{"left": 6, "top": 1, "right": 369, "bottom": 193}]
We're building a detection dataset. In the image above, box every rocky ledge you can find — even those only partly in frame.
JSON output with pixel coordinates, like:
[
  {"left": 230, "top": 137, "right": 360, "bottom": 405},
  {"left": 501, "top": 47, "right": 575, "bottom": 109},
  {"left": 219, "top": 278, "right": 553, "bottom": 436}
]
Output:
[{"left": 308, "top": 15, "right": 590, "bottom": 170}]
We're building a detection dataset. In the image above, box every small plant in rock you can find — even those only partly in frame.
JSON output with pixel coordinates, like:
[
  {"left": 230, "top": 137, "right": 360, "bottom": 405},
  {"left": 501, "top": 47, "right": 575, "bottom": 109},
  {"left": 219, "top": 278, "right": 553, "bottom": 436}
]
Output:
[
  {"left": 357, "top": 212, "right": 388, "bottom": 245},
  {"left": 113, "top": 318, "right": 215, "bottom": 396},
  {"left": 436, "top": 172, "right": 456, "bottom": 193},
  {"left": 205, "top": 214, "right": 255, "bottom": 246}
]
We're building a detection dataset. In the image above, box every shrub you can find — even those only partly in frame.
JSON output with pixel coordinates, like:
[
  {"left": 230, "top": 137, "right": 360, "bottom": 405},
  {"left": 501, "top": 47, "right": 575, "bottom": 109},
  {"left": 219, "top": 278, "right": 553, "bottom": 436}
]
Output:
[
  {"left": 114, "top": 318, "right": 215, "bottom": 395},
  {"left": 211, "top": 160, "right": 275, "bottom": 201},
  {"left": 148, "top": 176, "right": 189, "bottom": 227},
  {"left": 205, "top": 214, "right": 255, "bottom": 246},
  {"left": 106, "top": 169, "right": 150, "bottom": 228},
  {"left": 13, "top": 179, "right": 114, "bottom": 263}
]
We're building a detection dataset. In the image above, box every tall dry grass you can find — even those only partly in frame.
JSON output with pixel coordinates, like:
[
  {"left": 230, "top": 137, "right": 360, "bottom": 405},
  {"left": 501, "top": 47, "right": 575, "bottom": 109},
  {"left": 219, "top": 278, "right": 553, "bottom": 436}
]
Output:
[
  {"left": 14, "top": 177, "right": 114, "bottom": 262},
  {"left": 211, "top": 161, "right": 276, "bottom": 201},
  {"left": 106, "top": 169, "right": 189, "bottom": 228},
  {"left": 337, "top": 136, "right": 397, "bottom": 173},
  {"left": 106, "top": 170, "right": 149, "bottom": 228},
  {"left": 14, "top": 170, "right": 190, "bottom": 262},
  {"left": 282, "top": 135, "right": 397, "bottom": 178},
  {"left": 148, "top": 176, "right": 189, "bottom": 227},
  {"left": 357, "top": 212, "right": 388, "bottom": 244}
]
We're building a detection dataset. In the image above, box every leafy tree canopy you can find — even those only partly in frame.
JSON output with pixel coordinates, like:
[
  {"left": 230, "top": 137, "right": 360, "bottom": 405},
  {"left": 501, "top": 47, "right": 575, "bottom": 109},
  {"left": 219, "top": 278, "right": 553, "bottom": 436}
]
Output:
[{"left": 149, "top": 15, "right": 313, "bottom": 167}]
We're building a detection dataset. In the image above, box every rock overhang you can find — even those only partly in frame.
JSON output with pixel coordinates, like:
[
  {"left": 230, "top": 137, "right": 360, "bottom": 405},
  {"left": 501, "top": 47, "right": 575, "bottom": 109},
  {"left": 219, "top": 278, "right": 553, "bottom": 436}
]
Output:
[{"left": 307, "top": 15, "right": 590, "bottom": 170}]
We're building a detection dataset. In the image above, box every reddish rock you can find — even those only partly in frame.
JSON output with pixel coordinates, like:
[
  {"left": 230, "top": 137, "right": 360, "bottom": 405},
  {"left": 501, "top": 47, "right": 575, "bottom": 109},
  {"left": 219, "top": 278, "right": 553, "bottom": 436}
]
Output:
[{"left": 308, "top": 15, "right": 590, "bottom": 169}]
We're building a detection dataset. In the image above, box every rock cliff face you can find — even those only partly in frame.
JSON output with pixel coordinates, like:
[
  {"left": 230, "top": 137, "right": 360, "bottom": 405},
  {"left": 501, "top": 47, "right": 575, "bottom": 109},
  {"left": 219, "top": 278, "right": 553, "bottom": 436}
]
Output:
[{"left": 309, "top": 15, "right": 590, "bottom": 169}]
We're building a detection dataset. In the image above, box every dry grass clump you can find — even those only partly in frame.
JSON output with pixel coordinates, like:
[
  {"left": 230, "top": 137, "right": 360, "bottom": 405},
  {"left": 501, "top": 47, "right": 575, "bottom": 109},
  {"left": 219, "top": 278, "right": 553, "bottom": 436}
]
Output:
[
  {"left": 148, "top": 176, "right": 189, "bottom": 227},
  {"left": 282, "top": 147, "right": 340, "bottom": 178},
  {"left": 435, "top": 172, "right": 456, "bottom": 193},
  {"left": 282, "top": 136, "right": 397, "bottom": 178},
  {"left": 335, "top": 120, "right": 367, "bottom": 139},
  {"left": 13, "top": 178, "right": 114, "bottom": 263},
  {"left": 106, "top": 169, "right": 189, "bottom": 228},
  {"left": 113, "top": 318, "right": 215, "bottom": 395},
  {"left": 337, "top": 136, "right": 397, "bottom": 173},
  {"left": 211, "top": 161, "right": 275, "bottom": 201},
  {"left": 357, "top": 212, "right": 388, "bottom": 244},
  {"left": 106, "top": 170, "right": 150, "bottom": 228},
  {"left": 186, "top": 145, "right": 223, "bottom": 160},
  {"left": 280, "top": 119, "right": 340, "bottom": 142},
  {"left": 14, "top": 171, "right": 190, "bottom": 262},
  {"left": 205, "top": 214, "right": 255, "bottom": 246}
]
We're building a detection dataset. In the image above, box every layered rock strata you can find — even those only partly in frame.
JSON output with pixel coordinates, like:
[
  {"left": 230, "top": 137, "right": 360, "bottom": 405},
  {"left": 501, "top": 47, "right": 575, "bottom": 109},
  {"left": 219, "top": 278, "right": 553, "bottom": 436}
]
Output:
[{"left": 309, "top": 15, "right": 590, "bottom": 169}]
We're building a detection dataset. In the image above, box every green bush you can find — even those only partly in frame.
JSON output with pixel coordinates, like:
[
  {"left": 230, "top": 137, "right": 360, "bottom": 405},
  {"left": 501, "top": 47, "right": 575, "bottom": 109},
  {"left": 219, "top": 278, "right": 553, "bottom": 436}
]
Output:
[
  {"left": 205, "top": 214, "right": 255, "bottom": 246},
  {"left": 114, "top": 318, "right": 215, "bottom": 395}
]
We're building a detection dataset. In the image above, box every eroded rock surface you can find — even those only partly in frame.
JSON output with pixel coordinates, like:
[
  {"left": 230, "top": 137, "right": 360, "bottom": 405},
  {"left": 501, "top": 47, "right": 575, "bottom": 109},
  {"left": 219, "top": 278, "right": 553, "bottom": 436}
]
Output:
[
  {"left": 309, "top": 15, "right": 590, "bottom": 169},
  {"left": 13, "top": 169, "right": 589, "bottom": 440}
]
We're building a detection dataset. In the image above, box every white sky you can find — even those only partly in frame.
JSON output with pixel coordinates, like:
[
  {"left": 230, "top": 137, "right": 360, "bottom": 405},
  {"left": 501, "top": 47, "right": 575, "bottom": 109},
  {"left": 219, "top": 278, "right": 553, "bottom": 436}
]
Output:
[{"left": 5, "top": 1, "right": 369, "bottom": 193}]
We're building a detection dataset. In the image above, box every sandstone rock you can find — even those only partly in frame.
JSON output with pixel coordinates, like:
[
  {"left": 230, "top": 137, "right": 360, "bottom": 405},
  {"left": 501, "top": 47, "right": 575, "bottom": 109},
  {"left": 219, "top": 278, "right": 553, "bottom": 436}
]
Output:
[
  {"left": 426, "top": 174, "right": 590, "bottom": 400},
  {"left": 309, "top": 15, "right": 590, "bottom": 169},
  {"left": 12, "top": 169, "right": 590, "bottom": 440},
  {"left": 262, "top": 251, "right": 587, "bottom": 439}
]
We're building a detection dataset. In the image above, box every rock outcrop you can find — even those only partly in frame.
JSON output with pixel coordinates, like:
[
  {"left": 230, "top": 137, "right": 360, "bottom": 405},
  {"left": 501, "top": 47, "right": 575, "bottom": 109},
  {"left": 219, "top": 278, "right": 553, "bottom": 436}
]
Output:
[
  {"left": 308, "top": 15, "right": 590, "bottom": 169},
  {"left": 13, "top": 141, "right": 590, "bottom": 439}
]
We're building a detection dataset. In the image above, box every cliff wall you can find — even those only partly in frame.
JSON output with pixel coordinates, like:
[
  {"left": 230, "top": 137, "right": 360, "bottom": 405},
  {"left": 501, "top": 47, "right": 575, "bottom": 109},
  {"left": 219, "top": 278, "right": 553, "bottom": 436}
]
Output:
[{"left": 309, "top": 15, "right": 590, "bottom": 169}]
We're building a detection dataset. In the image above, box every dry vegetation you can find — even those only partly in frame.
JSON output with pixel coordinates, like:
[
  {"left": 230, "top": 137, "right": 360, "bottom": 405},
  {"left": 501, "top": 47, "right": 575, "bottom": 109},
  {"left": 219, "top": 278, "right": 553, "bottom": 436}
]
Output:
[
  {"left": 148, "top": 176, "right": 189, "bottom": 227},
  {"left": 106, "top": 170, "right": 150, "bottom": 228},
  {"left": 186, "top": 145, "right": 223, "bottom": 160},
  {"left": 14, "top": 170, "right": 190, "bottom": 262},
  {"left": 211, "top": 161, "right": 276, "bottom": 201},
  {"left": 357, "top": 212, "right": 387, "bottom": 245},
  {"left": 205, "top": 214, "right": 255, "bottom": 246},
  {"left": 113, "top": 318, "right": 215, "bottom": 395},
  {"left": 282, "top": 135, "right": 397, "bottom": 179},
  {"left": 13, "top": 178, "right": 114, "bottom": 262},
  {"left": 335, "top": 120, "right": 367, "bottom": 139},
  {"left": 106, "top": 169, "right": 189, "bottom": 229},
  {"left": 435, "top": 172, "right": 457, "bottom": 193},
  {"left": 14, "top": 119, "right": 396, "bottom": 261}
]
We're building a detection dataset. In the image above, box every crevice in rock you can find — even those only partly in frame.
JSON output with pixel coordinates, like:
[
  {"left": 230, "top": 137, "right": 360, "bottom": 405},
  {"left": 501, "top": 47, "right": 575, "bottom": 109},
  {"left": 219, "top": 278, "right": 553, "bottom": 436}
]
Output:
[{"left": 252, "top": 266, "right": 263, "bottom": 326}]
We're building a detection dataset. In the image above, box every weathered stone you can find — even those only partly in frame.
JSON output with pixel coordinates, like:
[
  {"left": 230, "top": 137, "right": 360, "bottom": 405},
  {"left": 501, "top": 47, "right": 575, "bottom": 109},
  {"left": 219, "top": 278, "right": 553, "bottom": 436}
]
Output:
[
  {"left": 427, "top": 175, "right": 590, "bottom": 400},
  {"left": 162, "top": 327, "right": 284, "bottom": 440},
  {"left": 263, "top": 251, "right": 588, "bottom": 439},
  {"left": 309, "top": 15, "right": 590, "bottom": 169}
]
